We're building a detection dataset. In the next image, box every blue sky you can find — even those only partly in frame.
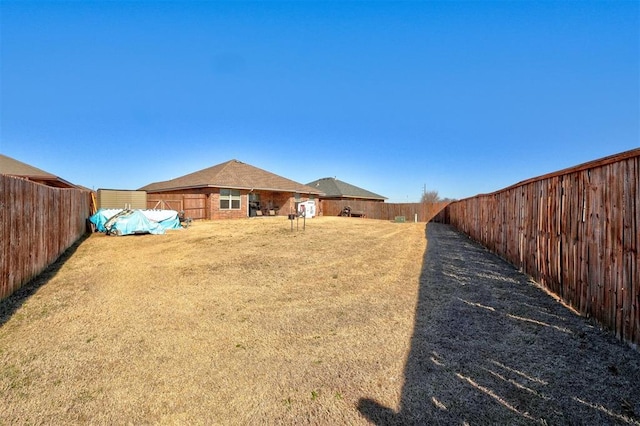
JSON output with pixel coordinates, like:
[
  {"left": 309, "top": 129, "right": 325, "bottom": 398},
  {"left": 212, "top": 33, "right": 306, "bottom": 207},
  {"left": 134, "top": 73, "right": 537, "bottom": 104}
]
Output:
[{"left": 1, "top": 1, "right": 638, "bottom": 202}]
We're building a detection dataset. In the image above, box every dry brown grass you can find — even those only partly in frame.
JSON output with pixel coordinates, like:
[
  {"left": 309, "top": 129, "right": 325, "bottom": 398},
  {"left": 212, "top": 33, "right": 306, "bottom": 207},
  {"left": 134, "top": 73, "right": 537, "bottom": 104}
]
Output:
[
  {"left": 2, "top": 218, "right": 639, "bottom": 425},
  {"left": 0, "top": 217, "right": 426, "bottom": 425}
]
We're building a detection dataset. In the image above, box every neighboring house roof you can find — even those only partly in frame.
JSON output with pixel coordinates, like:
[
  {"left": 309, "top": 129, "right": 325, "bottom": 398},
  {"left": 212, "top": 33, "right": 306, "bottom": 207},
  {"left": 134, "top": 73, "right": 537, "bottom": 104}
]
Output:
[
  {"left": 0, "top": 154, "right": 78, "bottom": 189},
  {"left": 306, "top": 177, "right": 387, "bottom": 201},
  {"left": 140, "top": 159, "right": 324, "bottom": 195}
]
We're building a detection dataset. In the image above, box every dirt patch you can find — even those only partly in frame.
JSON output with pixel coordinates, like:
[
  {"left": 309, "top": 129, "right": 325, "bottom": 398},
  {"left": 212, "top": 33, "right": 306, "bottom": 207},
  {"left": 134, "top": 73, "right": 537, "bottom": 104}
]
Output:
[{"left": 1, "top": 218, "right": 638, "bottom": 424}]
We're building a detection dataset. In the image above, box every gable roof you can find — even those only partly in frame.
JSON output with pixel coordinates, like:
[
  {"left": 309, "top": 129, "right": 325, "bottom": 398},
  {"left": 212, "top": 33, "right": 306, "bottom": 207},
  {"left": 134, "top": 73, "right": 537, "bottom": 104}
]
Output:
[
  {"left": 140, "top": 159, "right": 324, "bottom": 195},
  {"left": 306, "top": 177, "right": 386, "bottom": 201},
  {"left": 0, "top": 154, "right": 78, "bottom": 189}
]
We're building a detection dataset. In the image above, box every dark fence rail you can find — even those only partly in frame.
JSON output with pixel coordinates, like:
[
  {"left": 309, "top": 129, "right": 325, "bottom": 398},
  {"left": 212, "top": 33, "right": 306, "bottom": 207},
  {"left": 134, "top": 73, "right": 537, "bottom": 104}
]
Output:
[
  {"left": 1, "top": 175, "right": 91, "bottom": 300},
  {"left": 434, "top": 149, "right": 640, "bottom": 347},
  {"left": 322, "top": 200, "right": 449, "bottom": 223}
]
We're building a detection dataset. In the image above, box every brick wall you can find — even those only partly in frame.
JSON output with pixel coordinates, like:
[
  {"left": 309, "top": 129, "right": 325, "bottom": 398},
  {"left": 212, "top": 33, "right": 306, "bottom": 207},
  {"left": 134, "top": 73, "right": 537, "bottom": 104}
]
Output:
[{"left": 148, "top": 189, "right": 315, "bottom": 220}]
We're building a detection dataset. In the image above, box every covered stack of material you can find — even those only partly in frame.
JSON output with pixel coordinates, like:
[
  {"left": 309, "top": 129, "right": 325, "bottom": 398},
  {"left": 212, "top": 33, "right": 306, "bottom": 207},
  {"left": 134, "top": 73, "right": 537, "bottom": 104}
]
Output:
[{"left": 89, "top": 209, "right": 182, "bottom": 236}]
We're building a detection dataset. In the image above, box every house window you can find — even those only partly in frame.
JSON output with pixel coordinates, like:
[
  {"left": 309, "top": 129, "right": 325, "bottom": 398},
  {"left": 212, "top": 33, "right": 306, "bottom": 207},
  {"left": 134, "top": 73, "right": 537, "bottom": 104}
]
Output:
[{"left": 220, "top": 189, "right": 241, "bottom": 210}]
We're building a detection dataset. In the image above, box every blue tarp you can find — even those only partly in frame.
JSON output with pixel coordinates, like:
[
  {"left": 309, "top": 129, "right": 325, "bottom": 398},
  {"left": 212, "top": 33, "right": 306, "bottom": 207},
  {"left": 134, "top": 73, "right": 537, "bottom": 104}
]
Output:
[
  {"left": 89, "top": 209, "right": 182, "bottom": 235},
  {"left": 90, "top": 209, "right": 114, "bottom": 233},
  {"left": 108, "top": 210, "right": 165, "bottom": 235},
  {"left": 141, "top": 209, "right": 181, "bottom": 230}
]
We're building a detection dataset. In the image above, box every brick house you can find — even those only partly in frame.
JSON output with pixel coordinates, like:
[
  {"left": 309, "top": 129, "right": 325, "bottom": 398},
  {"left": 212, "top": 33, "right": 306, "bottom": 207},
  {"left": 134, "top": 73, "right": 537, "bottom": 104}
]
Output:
[
  {"left": 306, "top": 177, "right": 386, "bottom": 202},
  {"left": 306, "top": 177, "right": 387, "bottom": 217},
  {"left": 140, "top": 159, "right": 324, "bottom": 220}
]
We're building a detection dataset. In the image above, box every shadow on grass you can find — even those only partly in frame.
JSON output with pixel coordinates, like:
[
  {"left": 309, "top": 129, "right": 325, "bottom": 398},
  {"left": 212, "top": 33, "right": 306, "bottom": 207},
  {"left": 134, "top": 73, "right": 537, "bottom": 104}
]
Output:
[
  {"left": 0, "top": 233, "right": 90, "bottom": 327},
  {"left": 359, "top": 223, "right": 640, "bottom": 425}
]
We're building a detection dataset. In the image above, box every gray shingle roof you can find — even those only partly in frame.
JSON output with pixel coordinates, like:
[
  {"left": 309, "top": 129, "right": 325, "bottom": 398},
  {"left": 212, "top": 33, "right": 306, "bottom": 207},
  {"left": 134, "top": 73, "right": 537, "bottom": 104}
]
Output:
[
  {"left": 306, "top": 177, "right": 386, "bottom": 201},
  {"left": 140, "top": 159, "right": 324, "bottom": 195},
  {"left": 0, "top": 154, "right": 78, "bottom": 188}
]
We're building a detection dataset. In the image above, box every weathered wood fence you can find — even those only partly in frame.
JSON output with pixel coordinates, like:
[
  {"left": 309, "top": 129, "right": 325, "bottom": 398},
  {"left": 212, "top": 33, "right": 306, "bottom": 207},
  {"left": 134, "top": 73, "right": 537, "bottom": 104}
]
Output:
[
  {"left": 147, "top": 193, "right": 207, "bottom": 219},
  {"left": 0, "top": 175, "right": 91, "bottom": 300},
  {"left": 322, "top": 200, "right": 449, "bottom": 223},
  {"left": 434, "top": 149, "right": 640, "bottom": 347}
]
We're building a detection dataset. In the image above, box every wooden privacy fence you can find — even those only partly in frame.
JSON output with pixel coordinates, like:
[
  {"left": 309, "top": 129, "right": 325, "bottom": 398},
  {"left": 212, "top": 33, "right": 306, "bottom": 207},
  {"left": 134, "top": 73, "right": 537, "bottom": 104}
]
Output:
[
  {"left": 145, "top": 194, "right": 449, "bottom": 223},
  {"left": 0, "top": 175, "right": 91, "bottom": 300},
  {"left": 322, "top": 200, "right": 449, "bottom": 223},
  {"left": 435, "top": 149, "right": 639, "bottom": 347},
  {"left": 147, "top": 193, "right": 207, "bottom": 219}
]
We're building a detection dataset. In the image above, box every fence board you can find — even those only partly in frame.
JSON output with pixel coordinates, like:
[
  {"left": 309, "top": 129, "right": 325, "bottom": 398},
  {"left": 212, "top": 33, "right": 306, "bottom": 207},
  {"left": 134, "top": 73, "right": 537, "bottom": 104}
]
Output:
[
  {"left": 147, "top": 193, "right": 207, "bottom": 219},
  {"left": 437, "top": 148, "right": 640, "bottom": 347},
  {"left": 321, "top": 200, "right": 448, "bottom": 223},
  {"left": 0, "top": 176, "right": 91, "bottom": 301},
  {"left": 0, "top": 177, "right": 5, "bottom": 298}
]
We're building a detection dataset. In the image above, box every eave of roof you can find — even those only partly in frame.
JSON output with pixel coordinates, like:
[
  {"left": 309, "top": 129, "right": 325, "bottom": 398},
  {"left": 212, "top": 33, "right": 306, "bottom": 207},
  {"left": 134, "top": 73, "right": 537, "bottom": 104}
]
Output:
[
  {"left": 144, "top": 183, "right": 324, "bottom": 194},
  {"left": 330, "top": 194, "right": 385, "bottom": 200}
]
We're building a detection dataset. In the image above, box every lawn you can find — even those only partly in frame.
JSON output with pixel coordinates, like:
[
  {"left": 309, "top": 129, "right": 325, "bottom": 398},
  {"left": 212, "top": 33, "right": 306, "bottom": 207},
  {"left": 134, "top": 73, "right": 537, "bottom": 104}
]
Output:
[
  {"left": 3, "top": 217, "right": 639, "bottom": 425},
  {"left": 0, "top": 217, "right": 427, "bottom": 424}
]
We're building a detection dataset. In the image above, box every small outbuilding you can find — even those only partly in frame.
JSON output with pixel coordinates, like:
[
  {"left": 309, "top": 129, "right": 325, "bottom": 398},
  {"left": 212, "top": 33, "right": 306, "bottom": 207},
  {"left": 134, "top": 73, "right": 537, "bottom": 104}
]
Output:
[
  {"left": 97, "top": 189, "right": 147, "bottom": 210},
  {"left": 140, "top": 159, "right": 324, "bottom": 220}
]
